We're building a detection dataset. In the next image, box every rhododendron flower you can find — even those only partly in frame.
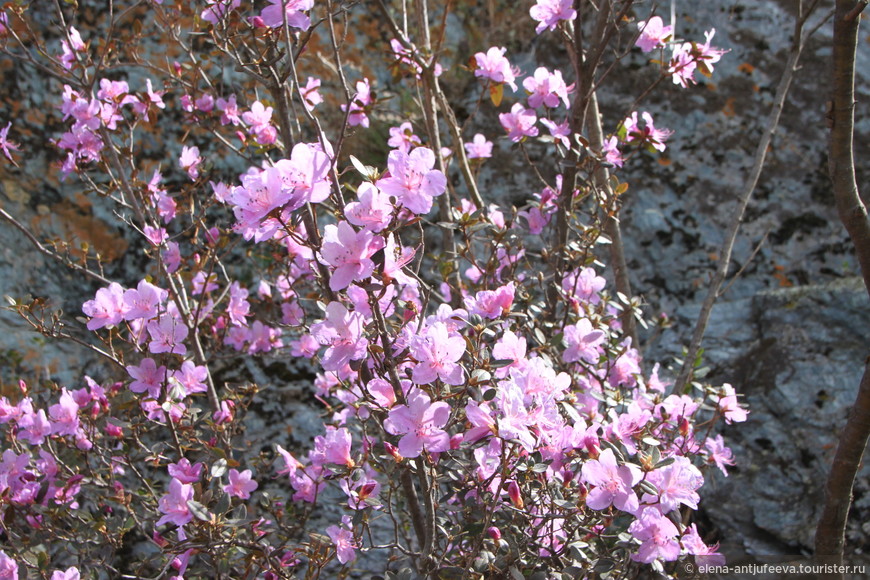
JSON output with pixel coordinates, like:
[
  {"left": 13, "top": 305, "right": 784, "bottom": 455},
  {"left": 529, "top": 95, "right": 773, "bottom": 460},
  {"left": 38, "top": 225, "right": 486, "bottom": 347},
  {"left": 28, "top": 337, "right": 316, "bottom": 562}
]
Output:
[
  {"left": 387, "top": 122, "right": 422, "bottom": 153},
  {"left": 464, "top": 133, "right": 493, "bottom": 159},
  {"left": 669, "top": 29, "right": 727, "bottom": 88},
  {"left": 645, "top": 456, "right": 703, "bottom": 513},
  {"left": 82, "top": 282, "right": 127, "bottom": 330},
  {"left": 376, "top": 147, "right": 446, "bottom": 215},
  {"left": 580, "top": 448, "right": 642, "bottom": 513},
  {"left": 216, "top": 94, "right": 240, "bottom": 125},
  {"left": 473, "top": 47, "right": 518, "bottom": 91},
  {"left": 300, "top": 77, "right": 323, "bottom": 111},
  {"left": 682, "top": 523, "right": 726, "bottom": 567},
  {"left": 410, "top": 322, "right": 466, "bottom": 385},
  {"left": 523, "top": 67, "right": 571, "bottom": 108},
  {"left": 123, "top": 280, "right": 166, "bottom": 321},
  {"left": 156, "top": 478, "right": 195, "bottom": 527},
  {"left": 562, "top": 318, "right": 605, "bottom": 363},
  {"left": 127, "top": 358, "right": 166, "bottom": 399},
  {"left": 636, "top": 16, "right": 673, "bottom": 53},
  {"left": 530, "top": 0, "right": 576, "bottom": 34},
  {"left": 384, "top": 390, "right": 451, "bottom": 458},
  {"left": 0, "top": 550, "right": 17, "bottom": 580},
  {"left": 318, "top": 221, "right": 385, "bottom": 291},
  {"left": 342, "top": 78, "right": 373, "bottom": 128},
  {"left": 344, "top": 182, "right": 394, "bottom": 233},
  {"left": 147, "top": 313, "right": 189, "bottom": 355},
  {"left": 602, "top": 135, "right": 624, "bottom": 167},
  {"left": 540, "top": 117, "right": 571, "bottom": 148},
  {"left": 309, "top": 302, "right": 368, "bottom": 371},
  {"left": 310, "top": 426, "right": 355, "bottom": 469},
  {"left": 622, "top": 111, "right": 673, "bottom": 152},
  {"left": 704, "top": 434, "right": 735, "bottom": 475},
  {"left": 629, "top": 507, "right": 681, "bottom": 563},
  {"left": 499, "top": 103, "right": 538, "bottom": 142},
  {"left": 178, "top": 145, "right": 201, "bottom": 180},
  {"left": 0, "top": 122, "right": 20, "bottom": 165},
  {"left": 172, "top": 361, "right": 209, "bottom": 396},
  {"left": 168, "top": 458, "right": 203, "bottom": 484},
  {"left": 224, "top": 468, "right": 258, "bottom": 499},
  {"left": 60, "top": 27, "right": 85, "bottom": 70},
  {"left": 260, "top": 0, "right": 313, "bottom": 30},
  {"left": 717, "top": 383, "right": 749, "bottom": 423},
  {"left": 201, "top": 0, "right": 241, "bottom": 25},
  {"left": 50, "top": 567, "right": 80, "bottom": 580},
  {"left": 326, "top": 516, "right": 357, "bottom": 564},
  {"left": 48, "top": 389, "right": 80, "bottom": 437}
]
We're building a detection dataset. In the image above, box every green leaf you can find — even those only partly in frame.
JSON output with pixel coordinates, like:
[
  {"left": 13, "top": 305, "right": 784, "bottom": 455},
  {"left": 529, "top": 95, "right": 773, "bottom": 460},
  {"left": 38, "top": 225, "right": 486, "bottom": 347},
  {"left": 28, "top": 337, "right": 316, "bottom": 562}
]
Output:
[{"left": 187, "top": 500, "right": 211, "bottom": 522}]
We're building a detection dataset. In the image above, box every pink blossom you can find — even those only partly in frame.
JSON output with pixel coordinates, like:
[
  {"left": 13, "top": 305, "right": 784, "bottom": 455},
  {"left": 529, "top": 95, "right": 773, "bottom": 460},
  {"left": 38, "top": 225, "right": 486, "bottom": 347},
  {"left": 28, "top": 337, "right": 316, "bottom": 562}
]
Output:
[
  {"left": 410, "top": 322, "right": 466, "bottom": 386},
  {"left": 143, "top": 225, "right": 168, "bottom": 246},
  {"left": 704, "top": 434, "right": 735, "bottom": 476},
  {"left": 499, "top": 103, "right": 538, "bottom": 142},
  {"left": 300, "top": 77, "right": 323, "bottom": 111},
  {"left": 0, "top": 550, "right": 18, "bottom": 580},
  {"left": 318, "top": 221, "right": 385, "bottom": 291},
  {"left": 387, "top": 122, "right": 422, "bottom": 153},
  {"left": 464, "top": 283, "right": 515, "bottom": 320},
  {"left": 168, "top": 458, "right": 203, "bottom": 484},
  {"left": 622, "top": 111, "right": 672, "bottom": 152},
  {"left": 17, "top": 407, "right": 52, "bottom": 446},
  {"left": 342, "top": 79, "right": 373, "bottom": 128},
  {"left": 309, "top": 302, "right": 368, "bottom": 371},
  {"left": 163, "top": 242, "right": 181, "bottom": 273},
  {"left": 636, "top": 16, "right": 673, "bottom": 53},
  {"left": 376, "top": 147, "right": 447, "bottom": 215},
  {"left": 580, "top": 448, "right": 641, "bottom": 513},
  {"left": 123, "top": 280, "right": 167, "bottom": 321},
  {"left": 227, "top": 282, "right": 251, "bottom": 326},
  {"left": 172, "top": 361, "right": 209, "bottom": 396},
  {"left": 224, "top": 468, "right": 258, "bottom": 500},
  {"left": 179, "top": 145, "right": 202, "bottom": 180},
  {"left": 82, "top": 282, "right": 128, "bottom": 330},
  {"left": 491, "top": 330, "right": 527, "bottom": 379},
  {"left": 60, "top": 27, "right": 85, "bottom": 70},
  {"left": 127, "top": 358, "right": 167, "bottom": 399},
  {"left": 523, "top": 67, "right": 571, "bottom": 108},
  {"left": 48, "top": 389, "right": 80, "bottom": 437},
  {"left": 260, "top": 0, "right": 313, "bottom": 30},
  {"left": 629, "top": 507, "right": 681, "bottom": 562},
  {"left": 602, "top": 135, "right": 624, "bottom": 167},
  {"left": 310, "top": 426, "right": 355, "bottom": 469},
  {"left": 216, "top": 94, "right": 241, "bottom": 125},
  {"left": 682, "top": 523, "right": 726, "bottom": 567},
  {"left": 344, "top": 182, "right": 394, "bottom": 233},
  {"left": 156, "top": 478, "right": 195, "bottom": 527},
  {"left": 464, "top": 133, "right": 493, "bottom": 159},
  {"left": 50, "top": 567, "right": 80, "bottom": 580},
  {"left": 669, "top": 29, "right": 727, "bottom": 88},
  {"left": 326, "top": 516, "right": 357, "bottom": 564},
  {"left": 717, "top": 383, "right": 749, "bottom": 423},
  {"left": 473, "top": 47, "right": 518, "bottom": 91},
  {"left": 0, "top": 122, "right": 20, "bottom": 165},
  {"left": 540, "top": 117, "right": 571, "bottom": 148},
  {"left": 644, "top": 456, "right": 703, "bottom": 513},
  {"left": 384, "top": 390, "right": 451, "bottom": 458},
  {"left": 201, "top": 0, "right": 241, "bottom": 25},
  {"left": 562, "top": 318, "right": 605, "bottom": 364},
  {"left": 147, "top": 313, "right": 189, "bottom": 355},
  {"left": 530, "top": 0, "right": 576, "bottom": 34}
]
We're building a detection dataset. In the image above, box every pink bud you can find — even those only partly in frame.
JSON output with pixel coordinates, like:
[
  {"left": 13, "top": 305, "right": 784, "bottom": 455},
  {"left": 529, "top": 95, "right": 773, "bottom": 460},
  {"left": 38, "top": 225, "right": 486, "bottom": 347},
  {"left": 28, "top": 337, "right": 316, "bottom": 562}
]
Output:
[
  {"left": 507, "top": 480, "right": 523, "bottom": 509},
  {"left": 487, "top": 526, "right": 501, "bottom": 541},
  {"left": 105, "top": 423, "right": 123, "bottom": 438},
  {"left": 250, "top": 16, "right": 266, "bottom": 28},
  {"left": 450, "top": 433, "right": 463, "bottom": 450},
  {"left": 384, "top": 441, "right": 402, "bottom": 462}
]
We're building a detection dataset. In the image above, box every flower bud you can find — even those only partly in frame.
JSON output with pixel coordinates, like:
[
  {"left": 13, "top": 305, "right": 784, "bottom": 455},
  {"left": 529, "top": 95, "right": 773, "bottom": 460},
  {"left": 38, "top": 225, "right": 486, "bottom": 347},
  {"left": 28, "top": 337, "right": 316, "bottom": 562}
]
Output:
[
  {"left": 487, "top": 526, "right": 501, "bottom": 541},
  {"left": 507, "top": 480, "right": 523, "bottom": 509}
]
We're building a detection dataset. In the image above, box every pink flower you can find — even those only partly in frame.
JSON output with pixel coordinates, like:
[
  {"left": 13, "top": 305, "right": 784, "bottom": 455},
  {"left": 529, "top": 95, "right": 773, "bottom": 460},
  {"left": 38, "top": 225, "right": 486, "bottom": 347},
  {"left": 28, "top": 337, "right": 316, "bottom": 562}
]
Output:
[
  {"left": 530, "top": 0, "right": 576, "bottom": 34},
  {"left": 644, "top": 456, "right": 703, "bottom": 513},
  {"left": 216, "top": 94, "right": 241, "bottom": 125},
  {"left": 172, "top": 361, "right": 209, "bottom": 396},
  {"left": 580, "top": 448, "right": 641, "bottom": 513},
  {"left": 123, "top": 280, "right": 167, "bottom": 321},
  {"left": 473, "top": 47, "right": 518, "bottom": 91},
  {"left": 636, "top": 16, "right": 673, "bottom": 53},
  {"left": 325, "top": 516, "right": 357, "bottom": 564},
  {"left": 410, "top": 322, "right": 466, "bottom": 386},
  {"left": 376, "top": 147, "right": 447, "bottom": 215},
  {"left": 310, "top": 426, "right": 355, "bottom": 469},
  {"left": 540, "top": 118, "right": 571, "bottom": 148},
  {"left": 48, "top": 389, "right": 80, "bottom": 437},
  {"left": 0, "top": 550, "right": 18, "bottom": 580},
  {"left": 464, "top": 134, "right": 493, "bottom": 159},
  {"left": 669, "top": 29, "right": 727, "bottom": 88},
  {"left": 82, "top": 282, "right": 128, "bottom": 330},
  {"left": 523, "top": 67, "right": 571, "bottom": 108},
  {"left": 464, "top": 283, "right": 515, "bottom": 320},
  {"left": 387, "top": 122, "right": 422, "bottom": 153},
  {"left": 260, "top": 0, "right": 313, "bottom": 30},
  {"left": 224, "top": 468, "right": 258, "bottom": 499},
  {"left": 318, "top": 221, "right": 385, "bottom": 291},
  {"left": 156, "top": 478, "right": 195, "bottom": 527},
  {"left": 704, "top": 434, "right": 735, "bottom": 476},
  {"left": 628, "top": 507, "right": 681, "bottom": 563},
  {"left": 622, "top": 111, "right": 672, "bottom": 152},
  {"left": 717, "top": 384, "right": 749, "bottom": 423},
  {"left": 50, "top": 567, "right": 80, "bottom": 580},
  {"left": 309, "top": 302, "right": 368, "bottom": 371},
  {"left": 562, "top": 318, "right": 605, "bottom": 364},
  {"left": 384, "top": 390, "right": 451, "bottom": 458},
  {"left": 300, "top": 77, "right": 323, "bottom": 111},
  {"left": 201, "top": 0, "right": 241, "bottom": 25},
  {"left": 168, "top": 458, "right": 203, "bottom": 484},
  {"left": 602, "top": 135, "right": 623, "bottom": 167},
  {"left": 0, "top": 122, "right": 20, "bottom": 165},
  {"left": 344, "top": 182, "right": 394, "bottom": 233},
  {"left": 342, "top": 79, "right": 373, "bottom": 128},
  {"left": 127, "top": 358, "right": 166, "bottom": 399},
  {"left": 499, "top": 103, "right": 538, "bottom": 142},
  {"left": 147, "top": 313, "right": 189, "bottom": 355},
  {"left": 179, "top": 146, "right": 202, "bottom": 180}
]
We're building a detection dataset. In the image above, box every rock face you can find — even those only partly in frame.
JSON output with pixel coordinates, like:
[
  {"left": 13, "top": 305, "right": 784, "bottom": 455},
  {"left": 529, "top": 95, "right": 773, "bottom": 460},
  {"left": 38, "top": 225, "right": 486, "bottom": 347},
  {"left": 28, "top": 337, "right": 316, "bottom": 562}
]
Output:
[{"left": 0, "top": 0, "right": 868, "bottom": 570}]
